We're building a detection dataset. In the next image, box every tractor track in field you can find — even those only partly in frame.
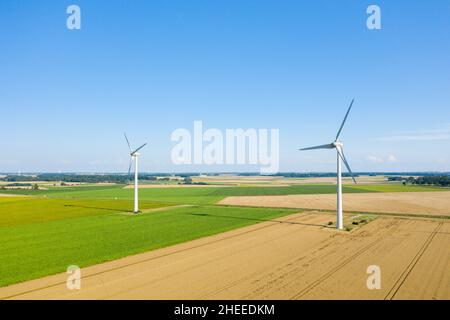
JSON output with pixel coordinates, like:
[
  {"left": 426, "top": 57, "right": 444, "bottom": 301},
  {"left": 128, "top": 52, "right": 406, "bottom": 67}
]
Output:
[
  {"left": 288, "top": 219, "right": 405, "bottom": 300},
  {"left": 285, "top": 220, "right": 443, "bottom": 300},
  {"left": 289, "top": 237, "right": 381, "bottom": 299},
  {"left": 384, "top": 222, "right": 443, "bottom": 300},
  {"left": 1, "top": 213, "right": 307, "bottom": 300}
]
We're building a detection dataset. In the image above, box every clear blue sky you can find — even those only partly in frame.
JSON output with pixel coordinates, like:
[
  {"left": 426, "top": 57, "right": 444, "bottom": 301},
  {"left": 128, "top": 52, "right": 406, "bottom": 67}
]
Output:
[{"left": 1, "top": 0, "right": 449, "bottom": 173}]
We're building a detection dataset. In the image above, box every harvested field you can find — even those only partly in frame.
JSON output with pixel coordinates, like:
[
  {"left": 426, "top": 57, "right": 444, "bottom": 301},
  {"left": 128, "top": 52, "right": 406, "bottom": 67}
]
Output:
[
  {"left": 0, "top": 214, "right": 447, "bottom": 300},
  {"left": 286, "top": 175, "right": 387, "bottom": 185},
  {"left": 219, "top": 191, "right": 450, "bottom": 216}
]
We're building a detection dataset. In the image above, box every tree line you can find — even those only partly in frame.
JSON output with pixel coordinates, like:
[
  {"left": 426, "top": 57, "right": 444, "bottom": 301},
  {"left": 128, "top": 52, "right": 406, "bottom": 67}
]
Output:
[
  {"left": 0, "top": 174, "right": 160, "bottom": 184},
  {"left": 388, "top": 176, "right": 450, "bottom": 187}
]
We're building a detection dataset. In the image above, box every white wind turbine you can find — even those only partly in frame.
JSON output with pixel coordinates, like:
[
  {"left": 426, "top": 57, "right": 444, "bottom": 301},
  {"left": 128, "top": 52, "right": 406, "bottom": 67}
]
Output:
[
  {"left": 299, "top": 99, "right": 357, "bottom": 230},
  {"left": 124, "top": 133, "right": 147, "bottom": 213}
]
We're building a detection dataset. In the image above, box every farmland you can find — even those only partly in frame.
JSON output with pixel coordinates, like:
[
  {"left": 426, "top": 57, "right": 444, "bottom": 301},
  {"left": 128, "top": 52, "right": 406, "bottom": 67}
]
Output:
[
  {"left": 0, "top": 189, "right": 296, "bottom": 286},
  {"left": 0, "top": 177, "right": 449, "bottom": 299},
  {"left": 0, "top": 181, "right": 443, "bottom": 201},
  {"left": 1, "top": 213, "right": 448, "bottom": 300}
]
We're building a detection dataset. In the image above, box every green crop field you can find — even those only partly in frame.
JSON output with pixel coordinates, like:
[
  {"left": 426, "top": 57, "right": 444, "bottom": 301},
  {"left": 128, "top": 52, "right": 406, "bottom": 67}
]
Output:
[
  {"left": 0, "top": 197, "right": 172, "bottom": 227},
  {"left": 0, "top": 182, "right": 448, "bottom": 287},
  {"left": 0, "top": 203, "right": 296, "bottom": 287},
  {"left": 0, "top": 184, "right": 125, "bottom": 197}
]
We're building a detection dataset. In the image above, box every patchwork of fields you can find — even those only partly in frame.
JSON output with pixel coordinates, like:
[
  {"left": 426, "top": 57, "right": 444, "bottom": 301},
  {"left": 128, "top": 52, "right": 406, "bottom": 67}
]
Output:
[
  {"left": 0, "top": 180, "right": 449, "bottom": 299},
  {"left": 0, "top": 185, "right": 299, "bottom": 286}
]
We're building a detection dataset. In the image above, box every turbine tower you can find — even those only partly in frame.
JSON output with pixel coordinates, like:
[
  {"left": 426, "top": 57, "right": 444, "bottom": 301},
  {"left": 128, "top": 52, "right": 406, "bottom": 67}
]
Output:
[
  {"left": 299, "top": 99, "right": 357, "bottom": 230},
  {"left": 124, "top": 133, "right": 147, "bottom": 214}
]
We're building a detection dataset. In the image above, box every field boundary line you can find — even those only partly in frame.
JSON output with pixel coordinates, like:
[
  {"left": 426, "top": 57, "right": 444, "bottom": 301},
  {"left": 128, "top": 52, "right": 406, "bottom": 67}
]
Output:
[{"left": 289, "top": 221, "right": 402, "bottom": 300}]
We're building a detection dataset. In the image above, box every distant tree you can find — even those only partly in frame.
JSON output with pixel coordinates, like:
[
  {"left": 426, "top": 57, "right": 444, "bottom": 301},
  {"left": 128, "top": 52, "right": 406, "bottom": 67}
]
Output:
[
  {"left": 183, "top": 176, "right": 193, "bottom": 184},
  {"left": 32, "top": 183, "right": 39, "bottom": 190},
  {"left": 409, "top": 176, "right": 450, "bottom": 187}
]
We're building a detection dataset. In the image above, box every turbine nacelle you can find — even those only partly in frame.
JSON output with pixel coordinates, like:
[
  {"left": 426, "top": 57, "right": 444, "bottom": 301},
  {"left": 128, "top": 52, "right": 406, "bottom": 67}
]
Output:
[{"left": 333, "top": 141, "right": 343, "bottom": 148}]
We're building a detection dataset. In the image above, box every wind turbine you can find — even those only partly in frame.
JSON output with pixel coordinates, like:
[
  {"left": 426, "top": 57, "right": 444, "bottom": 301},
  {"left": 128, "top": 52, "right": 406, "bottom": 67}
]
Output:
[
  {"left": 299, "top": 99, "right": 357, "bottom": 230},
  {"left": 124, "top": 133, "right": 147, "bottom": 213}
]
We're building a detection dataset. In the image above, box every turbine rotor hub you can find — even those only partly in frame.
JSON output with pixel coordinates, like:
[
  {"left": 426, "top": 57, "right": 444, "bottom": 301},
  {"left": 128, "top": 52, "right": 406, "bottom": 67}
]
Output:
[{"left": 333, "top": 141, "right": 343, "bottom": 148}]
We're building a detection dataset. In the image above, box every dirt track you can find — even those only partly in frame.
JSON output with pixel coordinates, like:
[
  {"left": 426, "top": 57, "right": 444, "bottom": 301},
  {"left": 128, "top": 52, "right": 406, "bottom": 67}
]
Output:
[
  {"left": 1, "top": 213, "right": 448, "bottom": 300},
  {"left": 219, "top": 192, "right": 450, "bottom": 216}
]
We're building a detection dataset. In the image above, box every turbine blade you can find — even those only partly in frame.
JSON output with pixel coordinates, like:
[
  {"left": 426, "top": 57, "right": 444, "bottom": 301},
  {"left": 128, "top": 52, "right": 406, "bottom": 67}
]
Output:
[
  {"left": 128, "top": 157, "right": 133, "bottom": 176},
  {"left": 299, "top": 143, "right": 334, "bottom": 151},
  {"left": 335, "top": 98, "right": 355, "bottom": 140},
  {"left": 124, "top": 133, "right": 132, "bottom": 153},
  {"left": 336, "top": 147, "right": 357, "bottom": 184},
  {"left": 131, "top": 142, "right": 147, "bottom": 155}
]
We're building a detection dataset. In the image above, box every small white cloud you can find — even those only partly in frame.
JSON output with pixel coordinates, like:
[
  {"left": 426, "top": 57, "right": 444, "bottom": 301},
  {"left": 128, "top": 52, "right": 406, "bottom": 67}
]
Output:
[
  {"left": 367, "top": 155, "right": 384, "bottom": 163},
  {"left": 367, "top": 154, "right": 398, "bottom": 164},
  {"left": 387, "top": 154, "right": 397, "bottom": 162}
]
